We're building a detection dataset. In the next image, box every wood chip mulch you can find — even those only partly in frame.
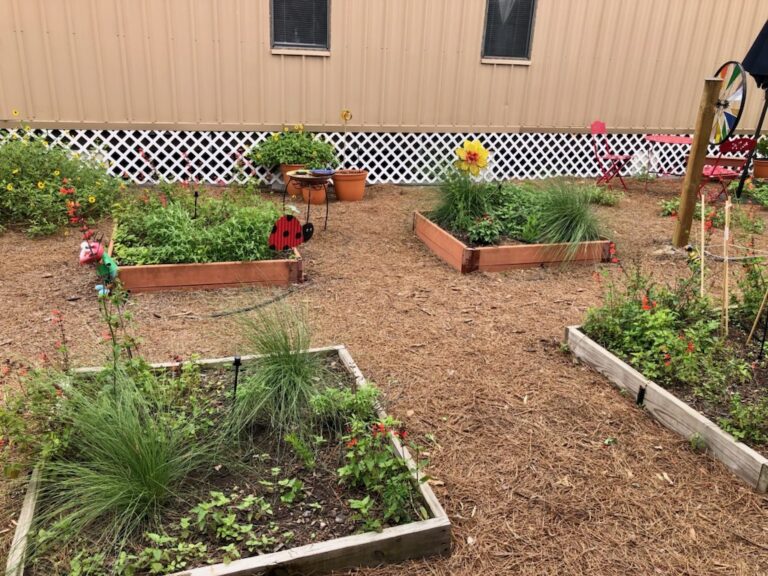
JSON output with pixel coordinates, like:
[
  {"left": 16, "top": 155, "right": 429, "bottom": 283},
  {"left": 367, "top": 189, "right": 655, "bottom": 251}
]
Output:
[{"left": 2, "top": 179, "right": 767, "bottom": 574}]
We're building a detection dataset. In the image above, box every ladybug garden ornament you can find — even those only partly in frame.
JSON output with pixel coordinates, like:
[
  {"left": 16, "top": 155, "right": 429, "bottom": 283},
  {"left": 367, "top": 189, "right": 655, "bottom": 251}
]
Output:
[{"left": 268, "top": 214, "right": 314, "bottom": 251}]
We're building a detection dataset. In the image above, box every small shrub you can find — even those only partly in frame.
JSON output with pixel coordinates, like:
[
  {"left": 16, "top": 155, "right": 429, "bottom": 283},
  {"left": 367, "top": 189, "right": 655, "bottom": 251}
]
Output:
[
  {"left": 0, "top": 131, "right": 120, "bottom": 235},
  {"left": 248, "top": 126, "right": 337, "bottom": 169}
]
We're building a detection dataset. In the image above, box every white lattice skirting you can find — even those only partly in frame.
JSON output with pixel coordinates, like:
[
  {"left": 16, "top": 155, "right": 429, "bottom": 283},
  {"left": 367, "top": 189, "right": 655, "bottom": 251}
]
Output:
[{"left": 1, "top": 128, "right": 696, "bottom": 185}]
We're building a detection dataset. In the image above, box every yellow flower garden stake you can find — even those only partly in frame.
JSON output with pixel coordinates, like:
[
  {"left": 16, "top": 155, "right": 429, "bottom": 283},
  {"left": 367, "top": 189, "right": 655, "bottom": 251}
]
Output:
[{"left": 454, "top": 140, "right": 490, "bottom": 176}]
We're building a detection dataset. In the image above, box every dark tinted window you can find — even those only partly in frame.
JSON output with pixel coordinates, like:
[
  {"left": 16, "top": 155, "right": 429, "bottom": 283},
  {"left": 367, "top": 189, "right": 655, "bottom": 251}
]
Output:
[
  {"left": 483, "top": 0, "right": 536, "bottom": 59},
  {"left": 272, "top": 0, "right": 329, "bottom": 49}
]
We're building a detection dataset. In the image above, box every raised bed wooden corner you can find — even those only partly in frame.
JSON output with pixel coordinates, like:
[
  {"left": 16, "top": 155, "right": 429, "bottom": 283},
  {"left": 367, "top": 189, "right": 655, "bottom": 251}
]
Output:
[
  {"left": 107, "top": 227, "right": 303, "bottom": 292},
  {"left": 413, "top": 211, "right": 610, "bottom": 273},
  {"left": 5, "top": 346, "right": 451, "bottom": 576},
  {"left": 566, "top": 326, "right": 768, "bottom": 492}
]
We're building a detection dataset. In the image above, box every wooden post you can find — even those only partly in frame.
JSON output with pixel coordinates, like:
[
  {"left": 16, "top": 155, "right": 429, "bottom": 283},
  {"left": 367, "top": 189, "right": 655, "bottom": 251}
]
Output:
[
  {"left": 722, "top": 198, "right": 731, "bottom": 336},
  {"left": 672, "top": 78, "right": 723, "bottom": 247}
]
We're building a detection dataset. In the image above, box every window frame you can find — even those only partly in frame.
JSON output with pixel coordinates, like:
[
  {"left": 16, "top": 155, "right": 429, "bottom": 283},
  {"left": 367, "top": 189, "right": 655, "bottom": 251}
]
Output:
[
  {"left": 480, "top": 0, "right": 537, "bottom": 63},
  {"left": 270, "top": 0, "right": 331, "bottom": 52}
]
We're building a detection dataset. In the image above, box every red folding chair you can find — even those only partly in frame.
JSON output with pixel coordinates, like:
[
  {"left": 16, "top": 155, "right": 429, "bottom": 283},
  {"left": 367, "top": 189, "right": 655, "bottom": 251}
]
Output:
[
  {"left": 590, "top": 121, "right": 633, "bottom": 190},
  {"left": 699, "top": 137, "right": 755, "bottom": 203}
]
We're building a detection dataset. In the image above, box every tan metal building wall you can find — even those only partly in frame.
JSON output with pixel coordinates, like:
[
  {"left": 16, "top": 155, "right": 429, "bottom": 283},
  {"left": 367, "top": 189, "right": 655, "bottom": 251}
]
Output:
[{"left": 1, "top": 0, "right": 766, "bottom": 133}]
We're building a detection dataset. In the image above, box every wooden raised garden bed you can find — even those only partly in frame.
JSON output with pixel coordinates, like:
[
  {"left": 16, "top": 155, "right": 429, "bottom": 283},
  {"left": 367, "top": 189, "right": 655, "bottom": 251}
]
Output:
[
  {"left": 566, "top": 326, "right": 768, "bottom": 493},
  {"left": 107, "top": 231, "right": 303, "bottom": 293},
  {"left": 413, "top": 211, "right": 611, "bottom": 273},
  {"left": 5, "top": 345, "right": 451, "bottom": 576}
]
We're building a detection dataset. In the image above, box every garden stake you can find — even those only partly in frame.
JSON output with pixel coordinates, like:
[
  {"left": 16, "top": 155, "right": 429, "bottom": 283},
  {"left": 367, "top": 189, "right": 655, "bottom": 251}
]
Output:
[
  {"left": 232, "top": 355, "right": 242, "bottom": 402},
  {"left": 193, "top": 190, "right": 199, "bottom": 219},
  {"left": 759, "top": 308, "right": 768, "bottom": 360},
  {"left": 722, "top": 198, "right": 731, "bottom": 336},
  {"left": 746, "top": 286, "right": 768, "bottom": 344},
  {"left": 700, "top": 194, "right": 705, "bottom": 297}
]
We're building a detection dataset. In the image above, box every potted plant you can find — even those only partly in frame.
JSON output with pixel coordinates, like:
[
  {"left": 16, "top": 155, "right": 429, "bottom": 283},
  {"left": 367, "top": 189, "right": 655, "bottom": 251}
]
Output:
[
  {"left": 754, "top": 136, "right": 768, "bottom": 179},
  {"left": 333, "top": 169, "right": 369, "bottom": 201},
  {"left": 249, "top": 125, "right": 337, "bottom": 203}
]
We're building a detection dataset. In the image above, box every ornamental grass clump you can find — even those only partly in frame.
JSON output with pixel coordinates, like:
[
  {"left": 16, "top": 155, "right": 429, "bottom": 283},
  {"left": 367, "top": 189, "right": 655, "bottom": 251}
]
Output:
[
  {"left": 535, "top": 181, "right": 603, "bottom": 249},
  {"left": 228, "top": 305, "right": 327, "bottom": 440},
  {"left": 34, "top": 371, "right": 216, "bottom": 552},
  {"left": 0, "top": 127, "right": 120, "bottom": 236}
]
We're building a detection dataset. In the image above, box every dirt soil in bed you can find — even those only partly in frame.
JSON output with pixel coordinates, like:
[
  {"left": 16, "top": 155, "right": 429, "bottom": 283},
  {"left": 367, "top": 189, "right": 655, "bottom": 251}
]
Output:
[{"left": 2, "top": 178, "right": 768, "bottom": 575}]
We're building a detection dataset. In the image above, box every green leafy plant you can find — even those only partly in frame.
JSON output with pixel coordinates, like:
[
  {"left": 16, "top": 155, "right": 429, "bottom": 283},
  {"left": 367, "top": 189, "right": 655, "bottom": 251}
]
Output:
[
  {"left": 112, "top": 187, "right": 282, "bottom": 265},
  {"left": 720, "top": 394, "right": 768, "bottom": 444},
  {"left": 0, "top": 128, "right": 120, "bottom": 236},
  {"left": 309, "top": 385, "right": 379, "bottom": 435},
  {"left": 756, "top": 136, "right": 768, "bottom": 160},
  {"left": 248, "top": 126, "right": 337, "bottom": 169},
  {"left": 338, "top": 417, "right": 427, "bottom": 531},
  {"left": 584, "top": 185, "right": 623, "bottom": 206}
]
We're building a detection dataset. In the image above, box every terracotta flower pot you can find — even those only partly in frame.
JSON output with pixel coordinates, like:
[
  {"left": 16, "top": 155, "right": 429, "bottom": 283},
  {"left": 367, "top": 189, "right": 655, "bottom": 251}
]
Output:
[
  {"left": 301, "top": 185, "right": 327, "bottom": 205},
  {"left": 280, "top": 163, "right": 305, "bottom": 197},
  {"left": 332, "top": 169, "right": 368, "bottom": 202},
  {"left": 754, "top": 159, "right": 768, "bottom": 180}
]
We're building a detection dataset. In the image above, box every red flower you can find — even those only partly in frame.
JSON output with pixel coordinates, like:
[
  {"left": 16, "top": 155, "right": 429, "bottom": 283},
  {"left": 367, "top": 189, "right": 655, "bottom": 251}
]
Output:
[
  {"left": 663, "top": 352, "right": 671, "bottom": 367},
  {"left": 1, "top": 365, "right": 9, "bottom": 376},
  {"left": 611, "top": 257, "right": 619, "bottom": 264},
  {"left": 687, "top": 341, "right": 695, "bottom": 353},
  {"left": 346, "top": 438, "right": 358, "bottom": 448},
  {"left": 641, "top": 295, "right": 651, "bottom": 311},
  {"left": 102, "top": 330, "right": 112, "bottom": 341}
]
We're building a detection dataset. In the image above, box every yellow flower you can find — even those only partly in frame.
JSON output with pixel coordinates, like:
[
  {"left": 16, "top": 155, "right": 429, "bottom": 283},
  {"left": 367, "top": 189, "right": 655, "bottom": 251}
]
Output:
[
  {"left": 37, "top": 181, "right": 45, "bottom": 190},
  {"left": 271, "top": 133, "right": 280, "bottom": 141},
  {"left": 294, "top": 123, "right": 304, "bottom": 132},
  {"left": 12, "top": 168, "right": 19, "bottom": 175},
  {"left": 6, "top": 183, "right": 13, "bottom": 191},
  {"left": 11, "top": 109, "right": 19, "bottom": 117},
  {"left": 454, "top": 140, "right": 490, "bottom": 176},
  {"left": 53, "top": 170, "right": 60, "bottom": 177},
  {"left": 88, "top": 195, "right": 96, "bottom": 204}
]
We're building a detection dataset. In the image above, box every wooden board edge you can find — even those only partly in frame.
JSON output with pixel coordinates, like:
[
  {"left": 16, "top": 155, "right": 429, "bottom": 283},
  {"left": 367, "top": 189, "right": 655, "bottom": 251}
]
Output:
[
  {"left": 174, "top": 517, "right": 451, "bottom": 576},
  {"left": 642, "top": 380, "right": 768, "bottom": 491},
  {"left": 413, "top": 212, "right": 473, "bottom": 274},
  {"left": 567, "top": 326, "right": 768, "bottom": 492},
  {"left": 565, "top": 326, "right": 647, "bottom": 398},
  {"left": 5, "top": 466, "right": 41, "bottom": 576}
]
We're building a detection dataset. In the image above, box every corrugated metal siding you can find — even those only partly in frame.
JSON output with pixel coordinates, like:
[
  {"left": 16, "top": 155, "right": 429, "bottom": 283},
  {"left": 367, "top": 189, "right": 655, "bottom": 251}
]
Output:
[{"left": 0, "top": 0, "right": 766, "bottom": 132}]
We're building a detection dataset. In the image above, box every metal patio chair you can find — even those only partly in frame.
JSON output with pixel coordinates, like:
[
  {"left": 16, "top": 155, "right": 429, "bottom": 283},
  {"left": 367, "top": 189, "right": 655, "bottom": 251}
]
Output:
[
  {"left": 590, "top": 120, "right": 633, "bottom": 190},
  {"left": 699, "top": 137, "right": 755, "bottom": 203}
]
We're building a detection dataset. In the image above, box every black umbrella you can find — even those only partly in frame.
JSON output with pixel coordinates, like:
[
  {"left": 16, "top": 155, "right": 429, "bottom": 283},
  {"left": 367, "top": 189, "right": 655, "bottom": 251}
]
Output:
[{"left": 735, "top": 19, "right": 768, "bottom": 198}]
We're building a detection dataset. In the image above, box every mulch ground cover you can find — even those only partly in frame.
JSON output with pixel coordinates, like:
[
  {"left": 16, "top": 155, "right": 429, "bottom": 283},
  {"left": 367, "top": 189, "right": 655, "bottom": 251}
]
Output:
[{"left": 2, "top": 178, "right": 768, "bottom": 574}]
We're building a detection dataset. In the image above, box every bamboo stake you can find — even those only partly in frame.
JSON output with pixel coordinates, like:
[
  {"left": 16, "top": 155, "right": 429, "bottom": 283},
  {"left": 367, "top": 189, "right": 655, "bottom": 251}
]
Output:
[
  {"left": 722, "top": 198, "right": 731, "bottom": 336},
  {"left": 746, "top": 287, "right": 768, "bottom": 344},
  {"left": 700, "top": 193, "right": 705, "bottom": 297},
  {"left": 673, "top": 77, "right": 722, "bottom": 247}
]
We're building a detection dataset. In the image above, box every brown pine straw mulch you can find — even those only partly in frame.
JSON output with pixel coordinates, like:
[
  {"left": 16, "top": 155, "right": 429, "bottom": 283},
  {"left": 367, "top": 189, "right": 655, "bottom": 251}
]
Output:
[{"left": 1, "top": 179, "right": 768, "bottom": 574}]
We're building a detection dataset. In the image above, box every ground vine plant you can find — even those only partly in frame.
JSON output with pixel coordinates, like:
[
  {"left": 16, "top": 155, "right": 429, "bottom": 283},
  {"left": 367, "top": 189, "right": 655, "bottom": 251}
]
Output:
[
  {"left": 582, "top": 262, "right": 768, "bottom": 447},
  {"left": 111, "top": 185, "right": 285, "bottom": 265},
  {"left": 0, "top": 302, "right": 429, "bottom": 575}
]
